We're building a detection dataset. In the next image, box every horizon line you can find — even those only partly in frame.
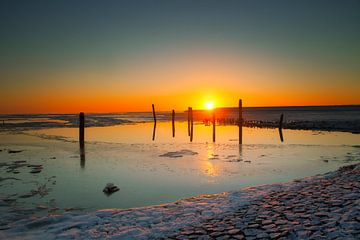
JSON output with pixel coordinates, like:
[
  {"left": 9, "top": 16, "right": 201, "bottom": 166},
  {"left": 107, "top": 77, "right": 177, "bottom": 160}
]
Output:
[{"left": 0, "top": 104, "right": 359, "bottom": 115}]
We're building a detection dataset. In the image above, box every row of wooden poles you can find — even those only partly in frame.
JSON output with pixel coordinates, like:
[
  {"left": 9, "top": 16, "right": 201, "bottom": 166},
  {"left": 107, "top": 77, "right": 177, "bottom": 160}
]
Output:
[
  {"left": 78, "top": 98, "right": 284, "bottom": 148},
  {"left": 151, "top": 99, "right": 243, "bottom": 144}
]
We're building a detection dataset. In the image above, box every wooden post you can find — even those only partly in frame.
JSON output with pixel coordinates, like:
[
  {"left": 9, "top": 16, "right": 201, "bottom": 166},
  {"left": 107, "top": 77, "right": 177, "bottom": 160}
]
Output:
[
  {"left": 190, "top": 107, "right": 193, "bottom": 142},
  {"left": 79, "top": 112, "right": 85, "bottom": 149},
  {"left": 279, "top": 114, "right": 284, "bottom": 142},
  {"left": 239, "top": 99, "right": 243, "bottom": 144},
  {"left": 172, "top": 109, "right": 175, "bottom": 138},
  {"left": 152, "top": 104, "right": 156, "bottom": 141},
  {"left": 187, "top": 107, "right": 191, "bottom": 136},
  {"left": 152, "top": 104, "right": 157, "bottom": 124},
  {"left": 212, "top": 110, "right": 216, "bottom": 142}
]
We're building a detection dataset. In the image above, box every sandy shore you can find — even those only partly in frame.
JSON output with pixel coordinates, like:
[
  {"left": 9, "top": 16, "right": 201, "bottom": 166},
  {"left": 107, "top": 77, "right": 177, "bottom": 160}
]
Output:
[{"left": 1, "top": 163, "right": 359, "bottom": 239}]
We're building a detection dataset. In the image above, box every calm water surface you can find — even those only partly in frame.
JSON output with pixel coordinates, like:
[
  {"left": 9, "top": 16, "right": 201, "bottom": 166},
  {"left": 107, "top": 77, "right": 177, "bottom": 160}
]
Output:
[{"left": 0, "top": 122, "right": 359, "bottom": 217}]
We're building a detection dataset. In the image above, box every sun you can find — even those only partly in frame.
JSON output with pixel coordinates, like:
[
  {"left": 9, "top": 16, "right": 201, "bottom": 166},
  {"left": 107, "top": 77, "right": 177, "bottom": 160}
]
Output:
[{"left": 205, "top": 101, "right": 214, "bottom": 110}]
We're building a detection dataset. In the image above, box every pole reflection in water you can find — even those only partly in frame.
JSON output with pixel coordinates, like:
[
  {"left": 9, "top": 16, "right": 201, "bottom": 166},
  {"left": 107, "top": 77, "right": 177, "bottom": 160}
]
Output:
[
  {"left": 152, "top": 104, "right": 156, "bottom": 141},
  {"left": 238, "top": 143, "right": 243, "bottom": 162},
  {"left": 80, "top": 146, "right": 85, "bottom": 169},
  {"left": 279, "top": 114, "right": 284, "bottom": 142},
  {"left": 152, "top": 123, "right": 156, "bottom": 141},
  {"left": 279, "top": 128, "right": 284, "bottom": 142}
]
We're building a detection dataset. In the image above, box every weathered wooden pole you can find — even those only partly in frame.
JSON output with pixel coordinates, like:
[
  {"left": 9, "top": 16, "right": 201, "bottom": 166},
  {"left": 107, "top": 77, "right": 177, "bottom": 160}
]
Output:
[
  {"left": 239, "top": 99, "right": 243, "bottom": 144},
  {"left": 152, "top": 104, "right": 156, "bottom": 141},
  {"left": 212, "top": 110, "right": 216, "bottom": 142},
  {"left": 152, "top": 104, "right": 157, "bottom": 123},
  {"left": 187, "top": 107, "right": 191, "bottom": 136},
  {"left": 172, "top": 109, "right": 175, "bottom": 138},
  {"left": 190, "top": 107, "right": 193, "bottom": 142},
  {"left": 279, "top": 113, "right": 284, "bottom": 142},
  {"left": 79, "top": 112, "right": 85, "bottom": 149}
]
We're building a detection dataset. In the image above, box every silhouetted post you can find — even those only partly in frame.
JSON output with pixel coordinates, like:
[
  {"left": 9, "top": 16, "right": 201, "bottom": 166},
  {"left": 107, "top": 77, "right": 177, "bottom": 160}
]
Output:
[
  {"left": 190, "top": 107, "right": 193, "bottom": 142},
  {"left": 172, "top": 109, "right": 175, "bottom": 137},
  {"left": 79, "top": 112, "right": 85, "bottom": 149},
  {"left": 279, "top": 114, "right": 284, "bottom": 142},
  {"left": 152, "top": 104, "right": 156, "bottom": 141},
  {"left": 187, "top": 107, "right": 191, "bottom": 136},
  {"left": 239, "top": 99, "right": 243, "bottom": 144},
  {"left": 152, "top": 104, "right": 157, "bottom": 124},
  {"left": 212, "top": 110, "right": 216, "bottom": 142}
]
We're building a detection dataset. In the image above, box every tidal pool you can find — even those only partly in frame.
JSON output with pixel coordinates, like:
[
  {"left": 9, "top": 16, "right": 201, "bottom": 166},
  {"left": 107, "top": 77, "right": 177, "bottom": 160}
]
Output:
[{"left": 0, "top": 122, "right": 359, "bottom": 226}]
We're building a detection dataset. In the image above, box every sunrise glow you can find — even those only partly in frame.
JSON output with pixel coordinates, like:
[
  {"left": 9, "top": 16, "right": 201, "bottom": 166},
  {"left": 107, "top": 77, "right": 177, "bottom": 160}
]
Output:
[
  {"left": 0, "top": 1, "right": 359, "bottom": 114},
  {"left": 1, "top": 2, "right": 359, "bottom": 238},
  {"left": 205, "top": 101, "right": 215, "bottom": 110}
]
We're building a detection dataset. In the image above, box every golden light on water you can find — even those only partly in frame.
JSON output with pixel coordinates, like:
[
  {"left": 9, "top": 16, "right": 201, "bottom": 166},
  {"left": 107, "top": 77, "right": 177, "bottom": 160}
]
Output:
[{"left": 203, "top": 144, "right": 219, "bottom": 177}]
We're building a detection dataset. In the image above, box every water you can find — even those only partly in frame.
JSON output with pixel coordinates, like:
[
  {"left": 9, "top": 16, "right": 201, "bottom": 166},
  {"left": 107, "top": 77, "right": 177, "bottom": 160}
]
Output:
[
  {"left": 0, "top": 110, "right": 359, "bottom": 226},
  {"left": 1, "top": 123, "right": 359, "bottom": 210}
]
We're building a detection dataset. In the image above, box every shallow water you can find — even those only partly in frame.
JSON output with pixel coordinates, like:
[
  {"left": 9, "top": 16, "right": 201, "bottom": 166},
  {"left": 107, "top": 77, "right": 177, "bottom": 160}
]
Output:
[
  {"left": 25, "top": 121, "right": 360, "bottom": 145},
  {"left": 0, "top": 122, "right": 359, "bottom": 226}
]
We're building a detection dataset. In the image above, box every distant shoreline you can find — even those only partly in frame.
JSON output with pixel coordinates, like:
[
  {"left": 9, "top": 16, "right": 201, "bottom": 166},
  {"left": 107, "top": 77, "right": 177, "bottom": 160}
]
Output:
[
  {"left": 0, "top": 104, "right": 359, "bottom": 115},
  {"left": 0, "top": 105, "right": 359, "bottom": 133}
]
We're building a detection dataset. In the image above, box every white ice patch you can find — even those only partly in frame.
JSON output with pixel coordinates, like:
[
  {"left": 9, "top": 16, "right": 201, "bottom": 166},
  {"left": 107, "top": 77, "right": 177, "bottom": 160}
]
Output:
[{"left": 159, "top": 149, "right": 198, "bottom": 158}]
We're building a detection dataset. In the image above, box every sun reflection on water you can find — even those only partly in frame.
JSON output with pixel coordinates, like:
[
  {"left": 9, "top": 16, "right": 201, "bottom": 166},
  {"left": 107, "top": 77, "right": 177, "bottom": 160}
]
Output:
[{"left": 202, "top": 143, "right": 219, "bottom": 177}]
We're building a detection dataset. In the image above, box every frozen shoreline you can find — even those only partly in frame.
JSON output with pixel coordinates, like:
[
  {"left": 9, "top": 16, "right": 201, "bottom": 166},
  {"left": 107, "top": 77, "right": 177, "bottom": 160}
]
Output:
[{"left": 2, "top": 163, "right": 359, "bottom": 239}]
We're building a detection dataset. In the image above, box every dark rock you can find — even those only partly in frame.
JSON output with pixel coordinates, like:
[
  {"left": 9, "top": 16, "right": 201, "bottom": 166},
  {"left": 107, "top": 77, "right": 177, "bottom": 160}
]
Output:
[
  {"left": 103, "top": 183, "right": 120, "bottom": 195},
  {"left": 8, "top": 150, "right": 23, "bottom": 154}
]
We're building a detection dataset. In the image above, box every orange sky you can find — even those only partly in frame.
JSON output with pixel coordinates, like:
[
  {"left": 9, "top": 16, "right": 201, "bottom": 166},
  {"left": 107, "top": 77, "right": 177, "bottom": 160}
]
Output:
[
  {"left": 0, "top": 48, "right": 360, "bottom": 113},
  {"left": 1, "top": 48, "right": 359, "bottom": 114}
]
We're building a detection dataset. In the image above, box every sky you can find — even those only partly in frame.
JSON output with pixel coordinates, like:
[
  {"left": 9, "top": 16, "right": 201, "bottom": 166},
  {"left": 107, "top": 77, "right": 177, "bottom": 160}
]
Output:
[{"left": 0, "top": 0, "right": 359, "bottom": 113}]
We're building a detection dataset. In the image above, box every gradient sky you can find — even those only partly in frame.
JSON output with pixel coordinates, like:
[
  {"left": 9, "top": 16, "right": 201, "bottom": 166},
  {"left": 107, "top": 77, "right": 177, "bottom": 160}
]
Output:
[{"left": 1, "top": 0, "right": 359, "bottom": 113}]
